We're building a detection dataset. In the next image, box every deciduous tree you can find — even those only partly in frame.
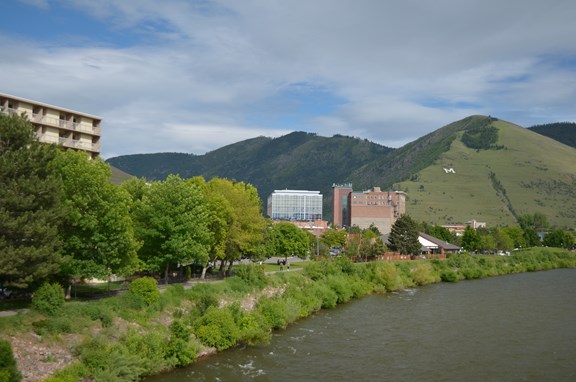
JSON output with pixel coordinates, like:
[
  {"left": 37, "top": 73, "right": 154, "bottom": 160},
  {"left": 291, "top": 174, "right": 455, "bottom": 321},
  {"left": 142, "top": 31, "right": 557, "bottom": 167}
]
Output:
[
  {"left": 135, "top": 175, "right": 211, "bottom": 281},
  {"left": 54, "top": 150, "right": 140, "bottom": 283}
]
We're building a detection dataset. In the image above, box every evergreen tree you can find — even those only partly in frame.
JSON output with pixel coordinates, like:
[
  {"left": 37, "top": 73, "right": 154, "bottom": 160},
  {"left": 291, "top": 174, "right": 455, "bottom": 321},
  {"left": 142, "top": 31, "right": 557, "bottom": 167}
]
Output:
[
  {"left": 0, "top": 113, "right": 64, "bottom": 290},
  {"left": 388, "top": 214, "right": 421, "bottom": 255}
]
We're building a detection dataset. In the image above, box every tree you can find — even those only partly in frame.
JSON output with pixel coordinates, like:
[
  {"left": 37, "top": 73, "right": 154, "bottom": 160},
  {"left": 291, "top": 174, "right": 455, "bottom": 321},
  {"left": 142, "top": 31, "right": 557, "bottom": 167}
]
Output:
[
  {"left": 54, "top": 150, "right": 140, "bottom": 284},
  {"left": 135, "top": 175, "right": 211, "bottom": 281},
  {"left": 543, "top": 229, "right": 574, "bottom": 249},
  {"left": 267, "top": 222, "right": 310, "bottom": 260},
  {"left": 206, "top": 178, "right": 267, "bottom": 274},
  {"left": 0, "top": 113, "right": 64, "bottom": 290},
  {"left": 427, "top": 225, "right": 453, "bottom": 243},
  {"left": 502, "top": 226, "right": 526, "bottom": 249},
  {"left": 388, "top": 214, "right": 421, "bottom": 255},
  {"left": 460, "top": 226, "right": 481, "bottom": 252},
  {"left": 320, "top": 228, "right": 347, "bottom": 248}
]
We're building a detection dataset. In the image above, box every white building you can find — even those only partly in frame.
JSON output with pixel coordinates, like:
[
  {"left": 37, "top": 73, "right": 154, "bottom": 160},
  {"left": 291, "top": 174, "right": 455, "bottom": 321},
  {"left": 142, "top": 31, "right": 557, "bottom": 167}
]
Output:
[
  {"left": 0, "top": 92, "right": 102, "bottom": 158},
  {"left": 267, "top": 189, "right": 323, "bottom": 221}
]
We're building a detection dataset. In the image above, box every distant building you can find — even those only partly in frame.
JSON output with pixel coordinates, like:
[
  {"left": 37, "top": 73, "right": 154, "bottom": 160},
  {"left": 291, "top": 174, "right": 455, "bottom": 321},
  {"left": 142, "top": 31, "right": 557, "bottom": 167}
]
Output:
[
  {"left": 442, "top": 219, "right": 487, "bottom": 236},
  {"left": 267, "top": 189, "right": 323, "bottom": 221},
  {"left": 0, "top": 92, "right": 102, "bottom": 158},
  {"left": 332, "top": 183, "right": 353, "bottom": 227},
  {"left": 332, "top": 184, "right": 406, "bottom": 235}
]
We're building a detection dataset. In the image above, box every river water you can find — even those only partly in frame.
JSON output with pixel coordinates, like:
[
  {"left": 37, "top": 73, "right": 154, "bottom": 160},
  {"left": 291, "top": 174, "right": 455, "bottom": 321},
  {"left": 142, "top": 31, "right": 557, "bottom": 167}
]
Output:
[{"left": 145, "top": 269, "right": 576, "bottom": 381}]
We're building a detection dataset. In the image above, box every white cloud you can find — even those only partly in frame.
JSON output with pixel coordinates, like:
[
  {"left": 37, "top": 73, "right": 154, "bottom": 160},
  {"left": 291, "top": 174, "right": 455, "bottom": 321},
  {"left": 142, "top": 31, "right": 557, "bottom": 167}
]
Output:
[{"left": 3, "top": 0, "right": 576, "bottom": 157}]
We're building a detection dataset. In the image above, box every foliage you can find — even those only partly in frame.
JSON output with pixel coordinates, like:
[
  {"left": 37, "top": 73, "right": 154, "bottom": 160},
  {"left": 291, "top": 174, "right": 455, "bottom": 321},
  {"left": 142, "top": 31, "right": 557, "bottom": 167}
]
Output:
[
  {"left": 0, "top": 112, "right": 65, "bottom": 290},
  {"left": 134, "top": 175, "right": 211, "bottom": 280},
  {"left": 0, "top": 339, "right": 21, "bottom": 382},
  {"left": 193, "top": 306, "right": 240, "bottom": 351},
  {"left": 234, "top": 264, "right": 267, "bottom": 288},
  {"left": 426, "top": 225, "right": 453, "bottom": 243},
  {"left": 543, "top": 229, "right": 574, "bottom": 249},
  {"left": 529, "top": 122, "right": 576, "bottom": 149},
  {"left": 461, "top": 124, "right": 499, "bottom": 150},
  {"left": 460, "top": 226, "right": 481, "bottom": 252},
  {"left": 54, "top": 150, "right": 140, "bottom": 281},
  {"left": 128, "top": 277, "right": 160, "bottom": 306},
  {"left": 107, "top": 132, "right": 393, "bottom": 223},
  {"left": 388, "top": 214, "right": 421, "bottom": 255},
  {"left": 267, "top": 222, "right": 310, "bottom": 259},
  {"left": 32, "top": 282, "right": 65, "bottom": 316}
]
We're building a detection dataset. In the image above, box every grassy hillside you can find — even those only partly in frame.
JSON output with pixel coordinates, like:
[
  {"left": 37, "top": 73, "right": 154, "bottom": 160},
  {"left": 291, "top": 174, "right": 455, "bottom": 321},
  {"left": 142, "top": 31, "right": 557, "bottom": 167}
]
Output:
[
  {"left": 109, "top": 164, "right": 133, "bottom": 184},
  {"left": 396, "top": 118, "right": 576, "bottom": 227}
]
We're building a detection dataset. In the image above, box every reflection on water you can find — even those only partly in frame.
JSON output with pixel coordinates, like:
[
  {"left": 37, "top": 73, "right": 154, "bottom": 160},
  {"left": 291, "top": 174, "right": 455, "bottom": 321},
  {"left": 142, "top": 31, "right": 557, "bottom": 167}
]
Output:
[{"left": 145, "top": 269, "right": 576, "bottom": 382}]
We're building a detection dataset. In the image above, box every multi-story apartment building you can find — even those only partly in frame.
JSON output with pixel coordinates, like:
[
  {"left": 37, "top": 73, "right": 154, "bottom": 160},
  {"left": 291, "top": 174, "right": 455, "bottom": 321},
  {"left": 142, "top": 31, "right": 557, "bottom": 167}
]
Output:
[
  {"left": 267, "top": 189, "right": 323, "bottom": 221},
  {"left": 332, "top": 184, "right": 406, "bottom": 234},
  {"left": 0, "top": 92, "right": 101, "bottom": 158}
]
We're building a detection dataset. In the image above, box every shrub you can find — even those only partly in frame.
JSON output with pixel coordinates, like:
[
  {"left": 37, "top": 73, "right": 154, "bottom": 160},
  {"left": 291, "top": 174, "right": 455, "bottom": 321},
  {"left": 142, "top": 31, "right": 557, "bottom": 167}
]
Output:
[
  {"left": 123, "top": 330, "right": 169, "bottom": 374},
  {"left": 256, "top": 297, "right": 289, "bottom": 330},
  {"left": 0, "top": 339, "right": 21, "bottom": 382},
  {"left": 234, "top": 264, "right": 267, "bottom": 288},
  {"left": 32, "top": 282, "right": 65, "bottom": 316},
  {"left": 76, "top": 337, "right": 146, "bottom": 382},
  {"left": 186, "top": 284, "right": 219, "bottom": 316},
  {"left": 325, "top": 275, "right": 353, "bottom": 304},
  {"left": 32, "top": 316, "right": 73, "bottom": 335},
  {"left": 128, "top": 277, "right": 160, "bottom": 306},
  {"left": 310, "top": 281, "right": 338, "bottom": 309},
  {"left": 410, "top": 262, "right": 440, "bottom": 285},
  {"left": 42, "top": 362, "right": 89, "bottom": 382},
  {"left": 440, "top": 269, "right": 459, "bottom": 282},
  {"left": 165, "top": 338, "right": 198, "bottom": 367},
  {"left": 193, "top": 307, "right": 240, "bottom": 351},
  {"left": 237, "top": 311, "right": 271, "bottom": 345}
]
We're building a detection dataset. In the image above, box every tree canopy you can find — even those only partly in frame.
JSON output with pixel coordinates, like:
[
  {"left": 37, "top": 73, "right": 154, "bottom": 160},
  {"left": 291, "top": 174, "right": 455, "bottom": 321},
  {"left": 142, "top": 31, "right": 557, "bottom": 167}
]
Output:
[
  {"left": 54, "top": 150, "right": 140, "bottom": 282},
  {"left": 0, "top": 113, "right": 65, "bottom": 289}
]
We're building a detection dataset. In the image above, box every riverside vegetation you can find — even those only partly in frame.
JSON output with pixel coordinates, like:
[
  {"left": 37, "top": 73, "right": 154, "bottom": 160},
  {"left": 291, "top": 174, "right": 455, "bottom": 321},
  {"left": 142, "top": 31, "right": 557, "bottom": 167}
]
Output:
[{"left": 1, "top": 248, "right": 575, "bottom": 382}]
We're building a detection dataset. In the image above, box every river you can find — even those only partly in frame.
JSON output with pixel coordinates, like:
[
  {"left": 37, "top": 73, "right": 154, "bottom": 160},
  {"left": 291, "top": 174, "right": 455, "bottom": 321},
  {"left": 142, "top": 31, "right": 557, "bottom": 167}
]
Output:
[{"left": 145, "top": 269, "right": 576, "bottom": 381}]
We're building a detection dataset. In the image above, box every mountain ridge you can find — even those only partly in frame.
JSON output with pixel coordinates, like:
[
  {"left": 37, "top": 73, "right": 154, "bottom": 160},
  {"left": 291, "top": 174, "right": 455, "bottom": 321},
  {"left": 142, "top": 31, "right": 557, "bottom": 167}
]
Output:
[{"left": 107, "top": 116, "right": 576, "bottom": 228}]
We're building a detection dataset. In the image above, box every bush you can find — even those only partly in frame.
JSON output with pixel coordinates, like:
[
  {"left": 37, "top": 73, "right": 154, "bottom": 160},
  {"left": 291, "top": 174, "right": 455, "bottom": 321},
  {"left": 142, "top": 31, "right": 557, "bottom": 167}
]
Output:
[
  {"left": 256, "top": 297, "right": 289, "bottom": 330},
  {"left": 32, "top": 282, "right": 65, "bottom": 316},
  {"left": 193, "top": 307, "right": 240, "bottom": 351},
  {"left": 128, "top": 277, "right": 160, "bottom": 306},
  {"left": 123, "top": 330, "right": 169, "bottom": 374},
  {"left": 0, "top": 339, "right": 21, "bottom": 382},
  {"left": 234, "top": 264, "right": 267, "bottom": 288}
]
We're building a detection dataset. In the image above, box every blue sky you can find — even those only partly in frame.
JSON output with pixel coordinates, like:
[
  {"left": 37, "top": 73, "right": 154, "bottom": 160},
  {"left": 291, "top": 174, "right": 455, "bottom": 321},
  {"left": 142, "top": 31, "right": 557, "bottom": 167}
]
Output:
[{"left": 1, "top": 0, "right": 575, "bottom": 158}]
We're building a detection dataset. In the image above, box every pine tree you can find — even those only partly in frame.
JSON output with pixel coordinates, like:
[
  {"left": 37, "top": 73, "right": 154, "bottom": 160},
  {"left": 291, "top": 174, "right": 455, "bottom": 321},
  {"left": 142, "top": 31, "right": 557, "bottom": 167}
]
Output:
[
  {"left": 0, "top": 113, "right": 64, "bottom": 290},
  {"left": 388, "top": 214, "right": 421, "bottom": 255}
]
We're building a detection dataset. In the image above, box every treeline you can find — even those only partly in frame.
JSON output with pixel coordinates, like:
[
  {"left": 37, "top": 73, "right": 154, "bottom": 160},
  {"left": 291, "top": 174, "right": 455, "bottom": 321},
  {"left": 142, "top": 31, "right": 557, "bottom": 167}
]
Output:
[
  {"left": 529, "top": 122, "right": 576, "bottom": 149},
  {"left": 3, "top": 248, "right": 571, "bottom": 381},
  {"left": 0, "top": 113, "right": 314, "bottom": 296},
  {"left": 421, "top": 212, "right": 575, "bottom": 253}
]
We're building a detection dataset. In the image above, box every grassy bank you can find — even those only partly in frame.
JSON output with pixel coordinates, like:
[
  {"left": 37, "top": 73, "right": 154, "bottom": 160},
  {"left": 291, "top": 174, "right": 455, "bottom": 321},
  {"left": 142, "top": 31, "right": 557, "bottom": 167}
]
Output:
[{"left": 1, "top": 248, "right": 575, "bottom": 382}]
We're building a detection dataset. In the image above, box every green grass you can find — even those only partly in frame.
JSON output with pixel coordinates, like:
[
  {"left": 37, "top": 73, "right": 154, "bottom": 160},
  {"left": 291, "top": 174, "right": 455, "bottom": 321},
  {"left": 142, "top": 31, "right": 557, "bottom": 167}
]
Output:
[{"left": 397, "top": 118, "right": 576, "bottom": 227}]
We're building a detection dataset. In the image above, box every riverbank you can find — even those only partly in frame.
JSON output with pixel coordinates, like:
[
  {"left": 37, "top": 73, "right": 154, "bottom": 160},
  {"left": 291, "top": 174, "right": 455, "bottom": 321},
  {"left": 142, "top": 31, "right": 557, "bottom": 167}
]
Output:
[{"left": 1, "top": 248, "right": 575, "bottom": 382}]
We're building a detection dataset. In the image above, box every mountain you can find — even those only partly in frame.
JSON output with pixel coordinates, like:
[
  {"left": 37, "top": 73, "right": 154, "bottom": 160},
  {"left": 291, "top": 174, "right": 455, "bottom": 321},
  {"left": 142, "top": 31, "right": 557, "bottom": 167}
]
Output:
[
  {"left": 392, "top": 116, "right": 576, "bottom": 227},
  {"left": 107, "top": 116, "right": 576, "bottom": 228},
  {"left": 107, "top": 132, "right": 393, "bottom": 217},
  {"left": 528, "top": 122, "right": 576, "bottom": 148}
]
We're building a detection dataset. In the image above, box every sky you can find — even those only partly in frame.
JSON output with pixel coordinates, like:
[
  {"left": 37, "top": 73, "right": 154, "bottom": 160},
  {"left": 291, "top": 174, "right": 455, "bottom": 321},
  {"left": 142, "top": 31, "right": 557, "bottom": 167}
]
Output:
[{"left": 1, "top": 0, "right": 575, "bottom": 159}]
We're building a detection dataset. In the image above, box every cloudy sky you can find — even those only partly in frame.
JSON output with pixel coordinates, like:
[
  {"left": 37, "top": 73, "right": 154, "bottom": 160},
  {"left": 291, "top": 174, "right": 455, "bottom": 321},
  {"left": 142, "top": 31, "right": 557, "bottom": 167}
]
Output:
[{"left": 1, "top": 0, "right": 575, "bottom": 158}]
